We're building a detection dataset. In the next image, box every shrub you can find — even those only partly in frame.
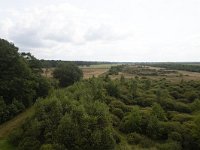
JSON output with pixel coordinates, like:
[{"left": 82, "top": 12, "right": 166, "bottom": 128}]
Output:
[
  {"left": 8, "top": 128, "right": 23, "bottom": 146},
  {"left": 40, "top": 144, "right": 54, "bottom": 150},
  {"left": 120, "top": 107, "right": 142, "bottom": 133},
  {"left": 127, "top": 132, "right": 143, "bottom": 144},
  {"left": 111, "top": 108, "right": 124, "bottom": 119},
  {"left": 171, "top": 113, "right": 193, "bottom": 123},
  {"left": 157, "top": 142, "right": 181, "bottom": 150},
  {"left": 168, "top": 132, "right": 182, "bottom": 142}
]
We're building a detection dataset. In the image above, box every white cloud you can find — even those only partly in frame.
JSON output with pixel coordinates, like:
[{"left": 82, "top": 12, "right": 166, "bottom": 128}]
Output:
[
  {"left": 0, "top": 3, "right": 128, "bottom": 50},
  {"left": 0, "top": 0, "right": 200, "bottom": 61}
]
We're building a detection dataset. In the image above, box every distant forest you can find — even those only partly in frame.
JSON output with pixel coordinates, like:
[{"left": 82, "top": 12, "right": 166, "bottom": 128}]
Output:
[
  {"left": 141, "top": 63, "right": 200, "bottom": 73},
  {"left": 39, "top": 59, "right": 114, "bottom": 68}
]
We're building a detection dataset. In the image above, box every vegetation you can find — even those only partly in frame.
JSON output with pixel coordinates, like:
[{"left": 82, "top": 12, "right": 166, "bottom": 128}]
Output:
[
  {"left": 53, "top": 63, "right": 83, "bottom": 87},
  {"left": 145, "top": 63, "right": 200, "bottom": 73},
  {"left": 1, "top": 39, "right": 200, "bottom": 150},
  {"left": 40, "top": 60, "right": 115, "bottom": 68},
  {"left": 0, "top": 39, "right": 51, "bottom": 124},
  {"left": 9, "top": 76, "right": 200, "bottom": 149}
]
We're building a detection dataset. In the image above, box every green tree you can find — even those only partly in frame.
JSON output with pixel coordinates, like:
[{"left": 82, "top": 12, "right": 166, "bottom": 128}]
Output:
[
  {"left": 120, "top": 106, "right": 142, "bottom": 133},
  {"left": 151, "top": 103, "right": 167, "bottom": 121},
  {"left": 0, "top": 39, "right": 51, "bottom": 123},
  {"left": 53, "top": 63, "right": 83, "bottom": 87}
]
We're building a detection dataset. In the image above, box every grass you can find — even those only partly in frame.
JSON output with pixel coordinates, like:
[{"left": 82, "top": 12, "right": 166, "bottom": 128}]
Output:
[
  {"left": 82, "top": 68, "right": 108, "bottom": 79},
  {"left": 0, "top": 139, "right": 15, "bottom": 150},
  {"left": 0, "top": 107, "right": 35, "bottom": 150},
  {"left": 0, "top": 107, "right": 34, "bottom": 139}
]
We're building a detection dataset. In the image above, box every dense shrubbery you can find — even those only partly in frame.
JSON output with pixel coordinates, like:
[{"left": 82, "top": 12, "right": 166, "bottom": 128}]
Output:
[
  {"left": 0, "top": 39, "right": 51, "bottom": 124},
  {"left": 9, "top": 75, "right": 200, "bottom": 149}
]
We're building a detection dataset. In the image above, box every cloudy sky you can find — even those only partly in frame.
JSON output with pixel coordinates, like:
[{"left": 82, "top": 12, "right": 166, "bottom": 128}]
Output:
[{"left": 0, "top": 0, "right": 200, "bottom": 62}]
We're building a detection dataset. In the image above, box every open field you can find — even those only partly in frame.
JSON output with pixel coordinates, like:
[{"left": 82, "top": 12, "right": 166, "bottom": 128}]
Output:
[
  {"left": 147, "top": 66, "right": 200, "bottom": 81},
  {"left": 109, "top": 65, "right": 200, "bottom": 82},
  {"left": 42, "top": 64, "right": 200, "bottom": 82},
  {"left": 81, "top": 64, "right": 120, "bottom": 79},
  {"left": 82, "top": 68, "right": 108, "bottom": 79},
  {"left": 41, "top": 64, "right": 121, "bottom": 79}
]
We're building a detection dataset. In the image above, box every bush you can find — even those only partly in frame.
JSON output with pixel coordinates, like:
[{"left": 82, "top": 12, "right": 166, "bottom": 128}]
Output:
[
  {"left": 158, "top": 121, "right": 182, "bottom": 140},
  {"left": 127, "top": 132, "right": 143, "bottom": 144},
  {"left": 171, "top": 113, "right": 193, "bottom": 123},
  {"left": 168, "top": 132, "right": 182, "bottom": 142},
  {"left": 111, "top": 108, "right": 124, "bottom": 119},
  {"left": 120, "top": 107, "right": 142, "bottom": 133},
  {"left": 8, "top": 128, "right": 23, "bottom": 146},
  {"left": 191, "top": 99, "right": 200, "bottom": 112},
  {"left": 111, "top": 114, "right": 121, "bottom": 127},
  {"left": 157, "top": 142, "right": 181, "bottom": 150},
  {"left": 40, "top": 144, "right": 54, "bottom": 150}
]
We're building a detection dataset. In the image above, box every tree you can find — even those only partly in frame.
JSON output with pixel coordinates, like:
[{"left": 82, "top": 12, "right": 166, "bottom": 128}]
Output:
[
  {"left": 0, "top": 39, "right": 51, "bottom": 123},
  {"left": 53, "top": 63, "right": 83, "bottom": 87},
  {"left": 151, "top": 103, "right": 167, "bottom": 121},
  {"left": 120, "top": 106, "right": 142, "bottom": 133}
]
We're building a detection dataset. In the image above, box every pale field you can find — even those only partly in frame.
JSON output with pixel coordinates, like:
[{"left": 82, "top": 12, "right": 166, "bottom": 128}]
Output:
[
  {"left": 41, "top": 64, "right": 200, "bottom": 82},
  {"left": 82, "top": 68, "right": 108, "bottom": 79},
  {"left": 41, "top": 64, "right": 118, "bottom": 79},
  {"left": 110, "top": 65, "right": 200, "bottom": 82}
]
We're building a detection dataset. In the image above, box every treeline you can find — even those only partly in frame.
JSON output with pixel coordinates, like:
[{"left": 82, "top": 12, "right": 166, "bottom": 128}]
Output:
[
  {"left": 0, "top": 39, "right": 52, "bottom": 124},
  {"left": 9, "top": 76, "right": 200, "bottom": 149},
  {"left": 40, "top": 60, "right": 113, "bottom": 68},
  {"left": 144, "top": 63, "right": 200, "bottom": 72}
]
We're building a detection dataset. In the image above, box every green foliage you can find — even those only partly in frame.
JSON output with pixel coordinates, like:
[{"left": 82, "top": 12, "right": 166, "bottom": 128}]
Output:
[
  {"left": 127, "top": 132, "right": 143, "bottom": 144},
  {"left": 108, "top": 65, "right": 124, "bottom": 75},
  {"left": 111, "top": 107, "right": 124, "bottom": 120},
  {"left": 106, "top": 80, "right": 120, "bottom": 98},
  {"left": 53, "top": 63, "right": 83, "bottom": 87},
  {"left": 0, "top": 39, "right": 51, "bottom": 124},
  {"left": 7, "top": 73, "right": 200, "bottom": 150},
  {"left": 192, "top": 115, "right": 200, "bottom": 148},
  {"left": 157, "top": 142, "right": 181, "bottom": 150},
  {"left": 151, "top": 103, "right": 167, "bottom": 121},
  {"left": 147, "top": 63, "right": 200, "bottom": 73},
  {"left": 40, "top": 144, "right": 54, "bottom": 150},
  {"left": 147, "top": 116, "right": 159, "bottom": 139},
  {"left": 191, "top": 99, "right": 200, "bottom": 112},
  {"left": 168, "top": 132, "right": 182, "bottom": 142},
  {"left": 120, "top": 106, "right": 142, "bottom": 133}
]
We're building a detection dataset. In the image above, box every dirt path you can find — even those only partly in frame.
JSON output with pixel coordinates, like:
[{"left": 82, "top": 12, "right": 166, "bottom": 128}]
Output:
[{"left": 0, "top": 107, "right": 34, "bottom": 139}]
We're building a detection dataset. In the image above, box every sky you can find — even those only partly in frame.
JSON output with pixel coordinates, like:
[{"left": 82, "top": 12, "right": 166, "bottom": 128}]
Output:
[{"left": 0, "top": 0, "right": 200, "bottom": 62}]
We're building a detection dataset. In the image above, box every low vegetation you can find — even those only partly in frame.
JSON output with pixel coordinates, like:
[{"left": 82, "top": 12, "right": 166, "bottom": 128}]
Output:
[
  {"left": 8, "top": 76, "right": 200, "bottom": 149},
  {"left": 145, "top": 63, "right": 200, "bottom": 73},
  {"left": 1, "top": 39, "right": 200, "bottom": 150}
]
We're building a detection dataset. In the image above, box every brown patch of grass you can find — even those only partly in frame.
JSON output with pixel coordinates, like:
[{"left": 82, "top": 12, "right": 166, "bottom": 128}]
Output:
[
  {"left": 82, "top": 68, "right": 108, "bottom": 79},
  {"left": 0, "top": 107, "right": 34, "bottom": 139}
]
